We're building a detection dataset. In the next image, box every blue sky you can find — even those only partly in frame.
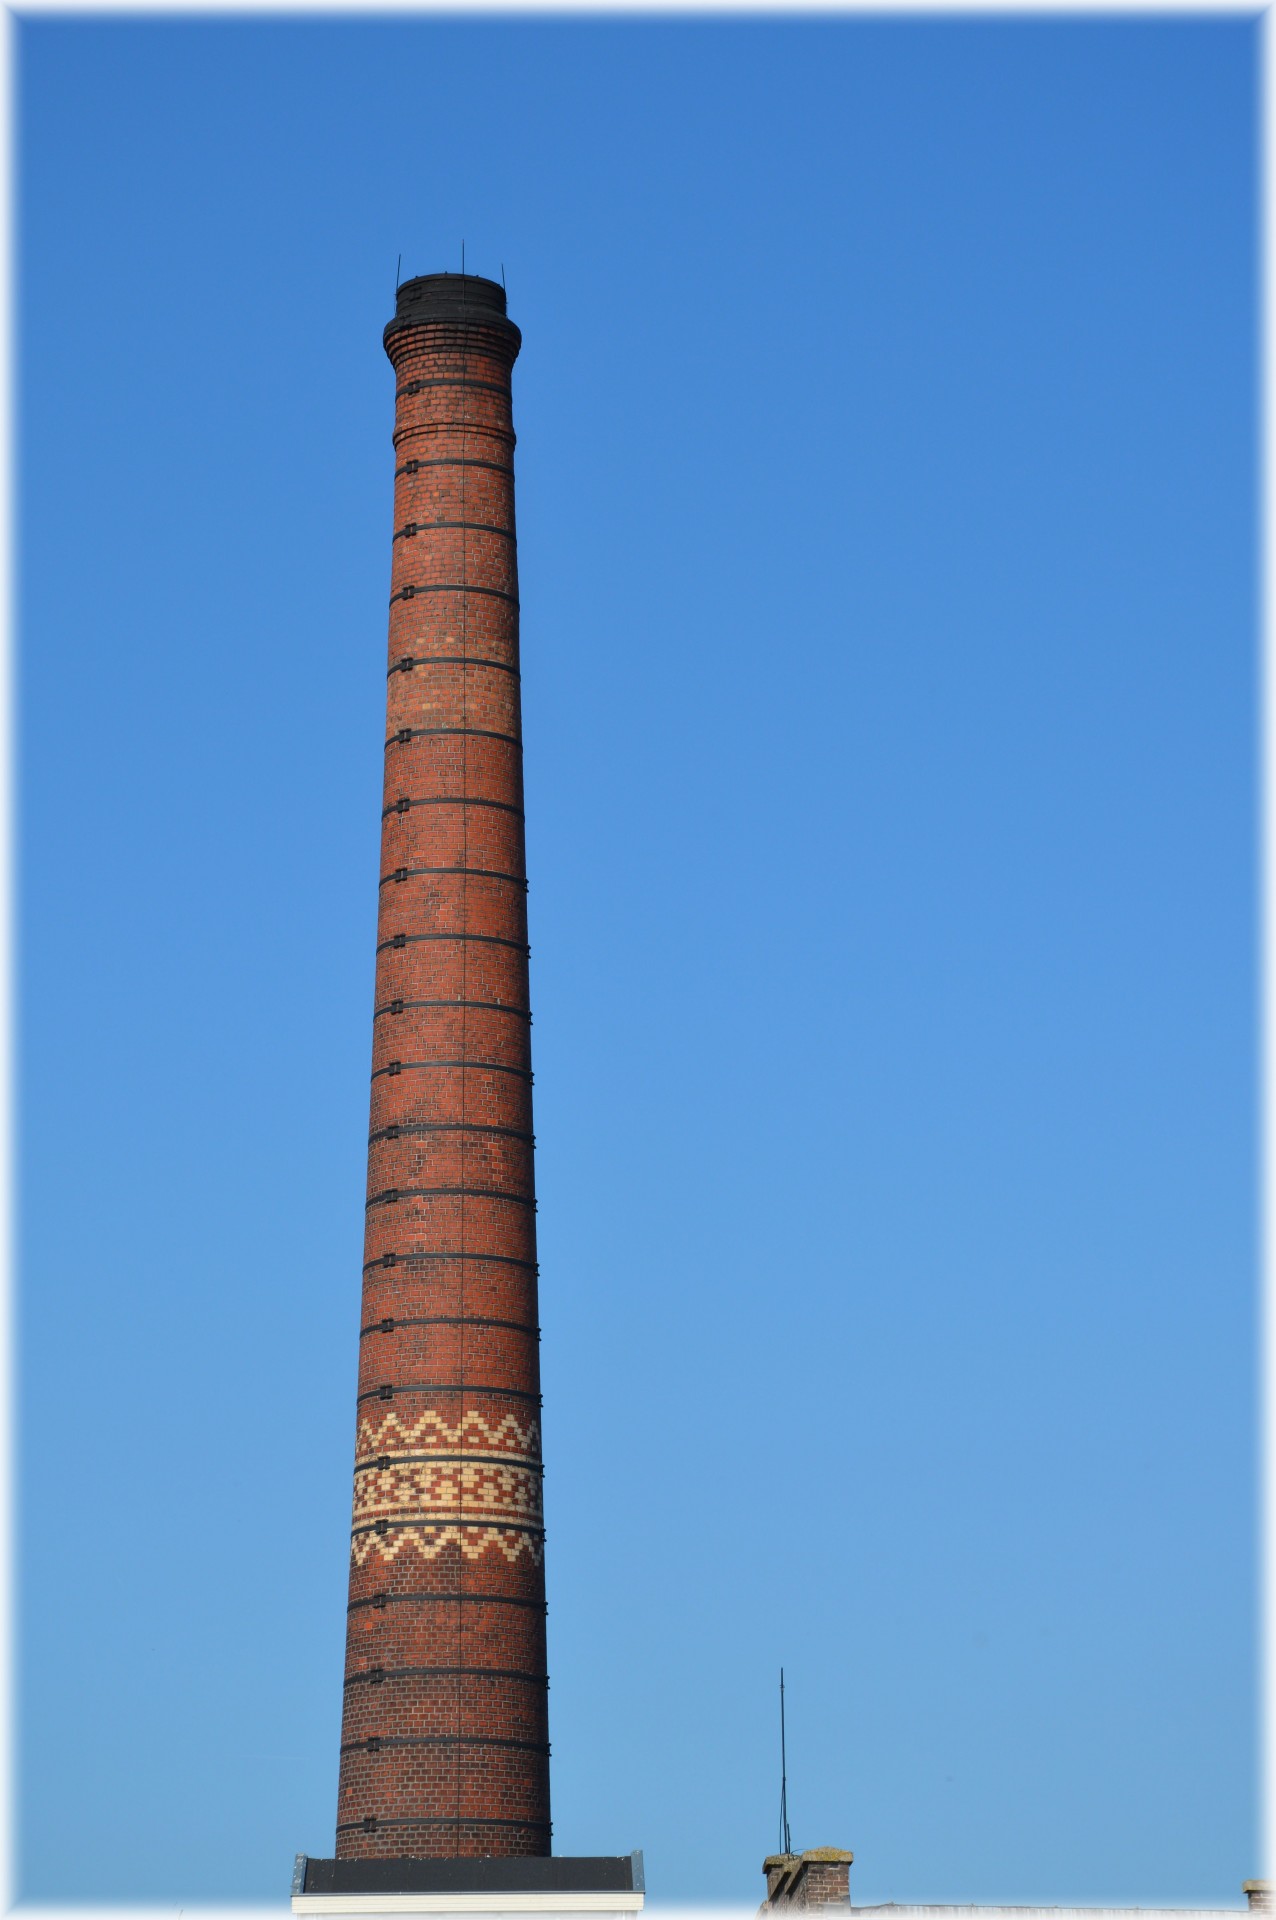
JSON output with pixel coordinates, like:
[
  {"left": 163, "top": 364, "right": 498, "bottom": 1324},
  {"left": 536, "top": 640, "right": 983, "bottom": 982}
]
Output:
[{"left": 16, "top": 13, "right": 1257, "bottom": 1909}]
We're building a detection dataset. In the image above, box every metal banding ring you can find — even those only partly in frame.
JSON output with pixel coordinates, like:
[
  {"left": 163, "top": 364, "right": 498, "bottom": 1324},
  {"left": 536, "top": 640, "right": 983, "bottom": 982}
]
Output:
[
  {"left": 395, "top": 377, "right": 510, "bottom": 400},
  {"left": 346, "top": 1589, "right": 547, "bottom": 1612},
  {"left": 353, "top": 1452, "right": 543, "bottom": 1474},
  {"left": 361, "top": 1250, "right": 538, "bottom": 1274},
  {"left": 369, "top": 1118, "right": 533, "bottom": 1142},
  {"left": 388, "top": 655, "right": 520, "bottom": 680},
  {"left": 365, "top": 1186, "right": 535, "bottom": 1210},
  {"left": 390, "top": 583, "right": 518, "bottom": 607},
  {"left": 394, "top": 521, "right": 515, "bottom": 543},
  {"left": 341, "top": 1734, "right": 549, "bottom": 1755},
  {"left": 374, "top": 931, "right": 530, "bottom": 956},
  {"left": 395, "top": 457, "right": 514, "bottom": 478},
  {"left": 359, "top": 1314, "right": 539, "bottom": 1338},
  {"left": 370, "top": 1057, "right": 532, "bottom": 1082},
  {"left": 379, "top": 796, "right": 525, "bottom": 819},
  {"left": 355, "top": 1382, "right": 542, "bottom": 1406},
  {"left": 382, "top": 725, "right": 522, "bottom": 750},
  {"left": 371, "top": 1005, "right": 530, "bottom": 1027},
  {"left": 335, "top": 1817, "right": 551, "bottom": 1835},
  {"left": 378, "top": 865, "right": 527, "bottom": 889},
  {"left": 344, "top": 1664, "right": 546, "bottom": 1688},
  {"left": 349, "top": 1515, "right": 546, "bottom": 1540}
]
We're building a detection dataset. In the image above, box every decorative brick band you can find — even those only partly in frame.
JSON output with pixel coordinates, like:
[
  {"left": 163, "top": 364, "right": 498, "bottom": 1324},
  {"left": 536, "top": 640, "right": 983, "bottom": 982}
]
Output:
[
  {"left": 355, "top": 1408, "right": 540, "bottom": 1451},
  {"left": 349, "top": 1524, "right": 545, "bottom": 1567}
]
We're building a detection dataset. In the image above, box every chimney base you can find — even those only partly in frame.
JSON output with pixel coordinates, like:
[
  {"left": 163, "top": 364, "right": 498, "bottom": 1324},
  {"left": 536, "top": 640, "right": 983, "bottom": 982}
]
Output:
[{"left": 293, "top": 1854, "right": 645, "bottom": 1916}]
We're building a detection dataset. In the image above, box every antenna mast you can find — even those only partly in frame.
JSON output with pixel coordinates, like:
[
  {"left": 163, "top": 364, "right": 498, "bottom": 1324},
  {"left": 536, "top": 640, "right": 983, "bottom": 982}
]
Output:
[{"left": 780, "top": 1668, "right": 793, "bottom": 1856}]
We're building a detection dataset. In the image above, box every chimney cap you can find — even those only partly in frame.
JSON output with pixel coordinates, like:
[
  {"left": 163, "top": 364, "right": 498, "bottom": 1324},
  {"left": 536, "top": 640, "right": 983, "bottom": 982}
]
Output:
[{"left": 384, "top": 272, "right": 520, "bottom": 356}]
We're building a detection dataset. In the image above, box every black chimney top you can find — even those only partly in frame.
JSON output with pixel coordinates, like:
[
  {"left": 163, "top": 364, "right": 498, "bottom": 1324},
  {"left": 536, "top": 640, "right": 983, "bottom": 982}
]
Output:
[{"left": 384, "top": 271, "right": 520, "bottom": 354}]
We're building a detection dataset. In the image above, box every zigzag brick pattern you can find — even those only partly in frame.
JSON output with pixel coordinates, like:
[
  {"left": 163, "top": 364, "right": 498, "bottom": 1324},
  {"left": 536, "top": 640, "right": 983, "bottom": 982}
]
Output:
[{"left": 335, "top": 274, "right": 550, "bottom": 1861}]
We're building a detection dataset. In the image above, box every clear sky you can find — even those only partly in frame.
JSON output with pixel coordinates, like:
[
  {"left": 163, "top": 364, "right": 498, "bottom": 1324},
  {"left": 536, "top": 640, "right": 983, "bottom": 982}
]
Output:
[{"left": 15, "top": 12, "right": 1257, "bottom": 1910}]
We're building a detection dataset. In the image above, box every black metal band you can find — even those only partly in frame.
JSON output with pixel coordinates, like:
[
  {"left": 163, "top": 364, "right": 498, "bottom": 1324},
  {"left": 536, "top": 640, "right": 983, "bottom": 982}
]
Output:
[
  {"left": 394, "top": 521, "right": 515, "bottom": 543},
  {"left": 350, "top": 1515, "right": 546, "bottom": 1542},
  {"left": 380, "top": 795, "right": 525, "bottom": 819},
  {"left": 396, "top": 377, "right": 510, "bottom": 401},
  {"left": 394, "top": 422, "right": 515, "bottom": 451},
  {"left": 366, "top": 1186, "right": 534, "bottom": 1210},
  {"left": 360, "top": 1314, "right": 539, "bottom": 1339},
  {"left": 362, "top": 1249, "right": 538, "bottom": 1275},
  {"left": 345, "top": 1663, "right": 546, "bottom": 1688},
  {"left": 347, "top": 1589, "right": 547, "bottom": 1613},
  {"left": 383, "top": 725, "right": 522, "bottom": 750},
  {"left": 371, "top": 1119, "right": 532, "bottom": 1142},
  {"left": 375, "top": 931, "right": 530, "bottom": 956},
  {"left": 378, "top": 865, "right": 527, "bottom": 890},
  {"left": 342, "top": 1734, "right": 550, "bottom": 1756},
  {"left": 396, "top": 457, "right": 514, "bottom": 479},
  {"left": 390, "top": 582, "right": 518, "bottom": 607},
  {"left": 370, "top": 1057, "right": 531, "bottom": 1083},
  {"left": 353, "top": 1451, "right": 542, "bottom": 1475},
  {"left": 336, "top": 1817, "right": 551, "bottom": 1835},
  {"left": 372, "top": 1005, "right": 530, "bottom": 1027},
  {"left": 355, "top": 1382, "right": 542, "bottom": 1406},
  {"left": 389, "top": 655, "right": 519, "bottom": 680}
]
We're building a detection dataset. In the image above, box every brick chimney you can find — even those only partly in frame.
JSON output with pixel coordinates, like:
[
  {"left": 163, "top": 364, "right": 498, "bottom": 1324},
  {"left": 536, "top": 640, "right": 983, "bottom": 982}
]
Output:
[
  {"left": 761, "top": 1849, "right": 854, "bottom": 1911},
  {"left": 1245, "top": 1886, "right": 1271, "bottom": 1911},
  {"left": 334, "top": 271, "right": 548, "bottom": 1861}
]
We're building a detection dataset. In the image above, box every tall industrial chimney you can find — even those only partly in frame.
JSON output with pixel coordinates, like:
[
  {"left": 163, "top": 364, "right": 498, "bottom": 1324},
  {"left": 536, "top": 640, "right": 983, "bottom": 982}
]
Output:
[
  {"left": 338, "top": 271, "right": 546, "bottom": 1858},
  {"left": 292, "top": 273, "right": 642, "bottom": 1918}
]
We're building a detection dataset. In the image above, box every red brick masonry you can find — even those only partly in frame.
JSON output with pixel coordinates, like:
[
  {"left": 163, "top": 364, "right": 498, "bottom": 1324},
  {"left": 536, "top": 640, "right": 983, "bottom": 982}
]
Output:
[
  {"left": 335, "top": 274, "right": 549, "bottom": 1861},
  {"left": 761, "top": 1850, "right": 854, "bottom": 1911}
]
